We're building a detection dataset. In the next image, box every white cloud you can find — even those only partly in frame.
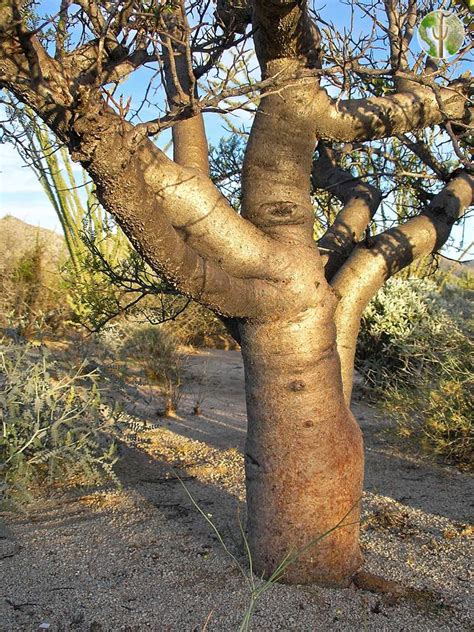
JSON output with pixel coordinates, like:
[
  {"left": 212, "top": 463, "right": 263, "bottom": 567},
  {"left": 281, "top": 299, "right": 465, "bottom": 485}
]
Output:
[
  {"left": 0, "top": 142, "right": 64, "bottom": 233},
  {"left": 0, "top": 142, "right": 48, "bottom": 194},
  {"left": 0, "top": 202, "right": 63, "bottom": 234}
]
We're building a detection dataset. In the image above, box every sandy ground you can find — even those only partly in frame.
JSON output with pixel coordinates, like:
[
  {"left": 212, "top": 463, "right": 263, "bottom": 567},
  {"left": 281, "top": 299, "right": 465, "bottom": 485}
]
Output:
[{"left": 1, "top": 349, "right": 473, "bottom": 631}]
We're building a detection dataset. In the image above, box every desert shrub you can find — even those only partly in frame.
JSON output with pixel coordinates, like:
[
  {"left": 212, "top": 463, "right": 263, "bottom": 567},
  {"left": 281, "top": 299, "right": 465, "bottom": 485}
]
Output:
[
  {"left": 120, "top": 324, "right": 183, "bottom": 416},
  {"left": 90, "top": 322, "right": 184, "bottom": 416},
  {"left": 166, "top": 301, "right": 237, "bottom": 349},
  {"left": 357, "top": 277, "right": 471, "bottom": 386},
  {"left": 357, "top": 276, "right": 473, "bottom": 468},
  {"left": 64, "top": 221, "right": 189, "bottom": 331},
  {"left": 93, "top": 322, "right": 129, "bottom": 360},
  {"left": 384, "top": 374, "right": 473, "bottom": 469},
  {"left": 452, "top": 269, "right": 474, "bottom": 292},
  {"left": 440, "top": 270, "right": 474, "bottom": 319},
  {"left": 64, "top": 263, "right": 126, "bottom": 331},
  {"left": 0, "top": 241, "right": 68, "bottom": 336},
  {"left": 0, "top": 339, "right": 118, "bottom": 506}
]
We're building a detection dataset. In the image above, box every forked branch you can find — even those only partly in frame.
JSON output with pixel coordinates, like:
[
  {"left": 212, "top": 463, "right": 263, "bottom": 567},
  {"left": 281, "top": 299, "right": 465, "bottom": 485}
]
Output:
[
  {"left": 333, "top": 170, "right": 473, "bottom": 402},
  {"left": 334, "top": 170, "right": 473, "bottom": 302},
  {"left": 161, "top": 2, "right": 209, "bottom": 173},
  {"left": 313, "top": 143, "right": 382, "bottom": 279}
]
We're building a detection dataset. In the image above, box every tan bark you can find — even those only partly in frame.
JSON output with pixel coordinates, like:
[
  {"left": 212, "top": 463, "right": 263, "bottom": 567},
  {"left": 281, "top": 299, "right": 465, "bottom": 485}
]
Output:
[
  {"left": 383, "top": 0, "right": 418, "bottom": 91},
  {"left": 313, "top": 144, "right": 382, "bottom": 279},
  {"left": 252, "top": 0, "right": 322, "bottom": 72},
  {"left": 241, "top": 305, "right": 364, "bottom": 585},
  {"left": 134, "top": 124, "right": 290, "bottom": 282},
  {"left": 70, "top": 109, "right": 253, "bottom": 316},
  {"left": 161, "top": 6, "right": 209, "bottom": 173},
  {"left": 240, "top": 5, "right": 364, "bottom": 580},
  {"left": 313, "top": 83, "right": 470, "bottom": 142},
  {"left": 242, "top": 69, "right": 321, "bottom": 248}
]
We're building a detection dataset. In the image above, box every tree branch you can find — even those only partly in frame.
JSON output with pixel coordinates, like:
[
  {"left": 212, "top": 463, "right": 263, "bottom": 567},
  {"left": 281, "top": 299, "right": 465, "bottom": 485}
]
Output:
[
  {"left": 313, "top": 143, "right": 382, "bottom": 279},
  {"left": 62, "top": 43, "right": 155, "bottom": 87},
  {"left": 398, "top": 133, "right": 449, "bottom": 181},
  {"left": 313, "top": 80, "right": 471, "bottom": 142},
  {"left": 332, "top": 170, "right": 474, "bottom": 402},
  {"left": 216, "top": 0, "right": 252, "bottom": 36},
  {"left": 0, "top": 2, "right": 73, "bottom": 126},
  {"left": 69, "top": 108, "right": 263, "bottom": 318},
  {"left": 135, "top": 132, "right": 296, "bottom": 280},
  {"left": 1, "top": 4, "right": 295, "bottom": 289},
  {"left": 252, "top": 0, "right": 322, "bottom": 73},
  {"left": 335, "top": 170, "right": 473, "bottom": 296},
  {"left": 161, "top": 2, "right": 209, "bottom": 173},
  {"left": 383, "top": 0, "right": 417, "bottom": 90}
]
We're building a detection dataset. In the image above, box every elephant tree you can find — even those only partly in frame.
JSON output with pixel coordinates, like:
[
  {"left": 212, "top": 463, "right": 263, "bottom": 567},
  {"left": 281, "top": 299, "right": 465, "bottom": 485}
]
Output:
[{"left": 1, "top": 0, "right": 472, "bottom": 586}]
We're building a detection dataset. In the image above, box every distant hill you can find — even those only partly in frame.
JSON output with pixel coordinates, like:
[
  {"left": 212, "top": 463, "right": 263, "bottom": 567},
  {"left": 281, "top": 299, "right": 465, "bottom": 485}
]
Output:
[
  {"left": 0, "top": 215, "right": 66, "bottom": 272},
  {"left": 0, "top": 215, "right": 471, "bottom": 279}
]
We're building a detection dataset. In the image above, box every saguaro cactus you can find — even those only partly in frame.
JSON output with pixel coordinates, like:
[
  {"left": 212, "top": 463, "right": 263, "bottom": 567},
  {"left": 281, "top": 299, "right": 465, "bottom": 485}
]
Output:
[{"left": 432, "top": 11, "right": 449, "bottom": 58}]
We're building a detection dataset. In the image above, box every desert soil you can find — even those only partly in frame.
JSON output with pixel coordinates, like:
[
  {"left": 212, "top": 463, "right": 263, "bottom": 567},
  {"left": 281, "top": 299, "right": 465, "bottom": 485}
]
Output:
[{"left": 1, "top": 349, "right": 473, "bottom": 631}]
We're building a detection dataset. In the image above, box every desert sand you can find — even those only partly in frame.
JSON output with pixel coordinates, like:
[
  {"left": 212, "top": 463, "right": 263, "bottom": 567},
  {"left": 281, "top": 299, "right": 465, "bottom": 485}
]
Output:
[{"left": 1, "top": 349, "right": 472, "bottom": 631}]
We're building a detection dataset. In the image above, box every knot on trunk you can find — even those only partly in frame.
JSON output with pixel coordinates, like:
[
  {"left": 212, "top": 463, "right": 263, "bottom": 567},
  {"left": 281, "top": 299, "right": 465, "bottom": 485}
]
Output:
[
  {"left": 256, "top": 200, "right": 308, "bottom": 226},
  {"left": 289, "top": 379, "right": 306, "bottom": 391}
]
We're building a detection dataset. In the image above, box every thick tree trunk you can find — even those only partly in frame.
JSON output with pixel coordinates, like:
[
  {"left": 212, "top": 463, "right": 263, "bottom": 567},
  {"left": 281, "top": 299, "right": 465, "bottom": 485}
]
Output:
[
  {"left": 239, "top": 305, "right": 364, "bottom": 586},
  {"left": 1, "top": 0, "right": 472, "bottom": 594}
]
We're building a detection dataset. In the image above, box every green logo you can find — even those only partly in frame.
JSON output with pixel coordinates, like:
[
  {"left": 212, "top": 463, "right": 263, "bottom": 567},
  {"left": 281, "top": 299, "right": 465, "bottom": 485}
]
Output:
[{"left": 418, "top": 10, "right": 465, "bottom": 59}]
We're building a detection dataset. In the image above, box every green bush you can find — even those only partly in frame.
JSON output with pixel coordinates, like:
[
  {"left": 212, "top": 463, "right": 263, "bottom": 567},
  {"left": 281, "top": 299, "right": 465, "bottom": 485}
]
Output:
[
  {"left": 118, "top": 324, "right": 180, "bottom": 379},
  {"left": 384, "top": 375, "right": 473, "bottom": 468},
  {"left": 87, "top": 322, "right": 184, "bottom": 416},
  {"left": 357, "top": 277, "right": 471, "bottom": 384},
  {"left": 357, "top": 276, "right": 473, "bottom": 468},
  {"left": 0, "top": 339, "right": 118, "bottom": 506}
]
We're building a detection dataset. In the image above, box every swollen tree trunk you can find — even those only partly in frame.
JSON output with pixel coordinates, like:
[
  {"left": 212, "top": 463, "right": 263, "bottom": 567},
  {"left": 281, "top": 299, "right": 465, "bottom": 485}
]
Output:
[
  {"left": 236, "top": 26, "right": 366, "bottom": 578},
  {"left": 240, "top": 304, "right": 364, "bottom": 585},
  {"left": 1, "top": 0, "right": 472, "bottom": 592}
]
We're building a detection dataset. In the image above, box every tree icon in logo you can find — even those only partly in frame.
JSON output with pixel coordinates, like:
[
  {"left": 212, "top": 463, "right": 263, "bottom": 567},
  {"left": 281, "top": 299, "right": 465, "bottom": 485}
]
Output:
[{"left": 418, "top": 10, "right": 465, "bottom": 59}]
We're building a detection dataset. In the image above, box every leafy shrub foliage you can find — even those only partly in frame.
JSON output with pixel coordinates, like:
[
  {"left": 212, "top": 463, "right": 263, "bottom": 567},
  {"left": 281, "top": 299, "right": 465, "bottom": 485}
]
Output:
[
  {"left": 118, "top": 324, "right": 181, "bottom": 381},
  {"left": 357, "top": 276, "right": 473, "bottom": 468},
  {"left": 0, "top": 339, "right": 118, "bottom": 505},
  {"left": 357, "top": 277, "right": 469, "bottom": 383},
  {"left": 84, "top": 322, "right": 185, "bottom": 416},
  {"left": 384, "top": 375, "right": 472, "bottom": 469}
]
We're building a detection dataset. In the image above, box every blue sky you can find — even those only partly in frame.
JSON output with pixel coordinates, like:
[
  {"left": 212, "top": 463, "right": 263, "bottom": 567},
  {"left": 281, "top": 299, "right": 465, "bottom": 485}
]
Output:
[{"left": 1, "top": 1, "right": 472, "bottom": 257}]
